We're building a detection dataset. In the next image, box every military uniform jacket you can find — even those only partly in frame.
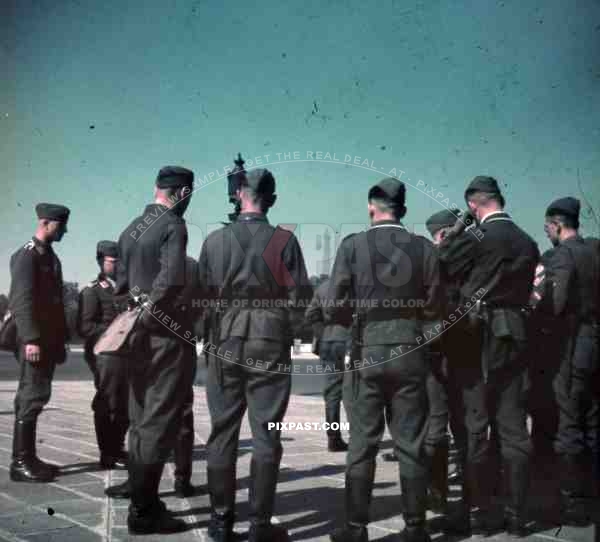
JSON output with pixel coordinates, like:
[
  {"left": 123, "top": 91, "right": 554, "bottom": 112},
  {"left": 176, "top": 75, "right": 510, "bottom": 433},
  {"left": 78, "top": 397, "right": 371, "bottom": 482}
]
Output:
[
  {"left": 325, "top": 220, "right": 441, "bottom": 346},
  {"left": 198, "top": 212, "right": 312, "bottom": 342},
  {"left": 305, "top": 279, "right": 352, "bottom": 342},
  {"left": 540, "top": 236, "right": 600, "bottom": 325},
  {"left": 116, "top": 203, "right": 188, "bottom": 323},
  {"left": 8, "top": 237, "right": 67, "bottom": 347},
  {"left": 438, "top": 212, "right": 539, "bottom": 349},
  {"left": 77, "top": 274, "right": 125, "bottom": 360},
  {"left": 439, "top": 212, "right": 539, "bottom": 308}
]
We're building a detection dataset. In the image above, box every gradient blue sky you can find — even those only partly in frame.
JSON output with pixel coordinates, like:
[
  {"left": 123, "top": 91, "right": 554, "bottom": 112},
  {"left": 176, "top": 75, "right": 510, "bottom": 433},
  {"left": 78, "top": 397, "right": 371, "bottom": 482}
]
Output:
[{"left": 1, "top": 0, "right": 599, "bottom": 293}]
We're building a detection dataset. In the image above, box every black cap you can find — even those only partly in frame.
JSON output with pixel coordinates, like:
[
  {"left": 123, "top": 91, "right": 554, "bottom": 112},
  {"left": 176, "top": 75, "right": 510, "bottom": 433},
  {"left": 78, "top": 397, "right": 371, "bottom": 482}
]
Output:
[
  {"left": 546, "top": 197, "right": 580, "bottom": 220},
  {"left": 426, "top": 209, "right": 460, "bottom": 236},
  {"left": 156, "top": 166, "right": 194, "bottom": 188},
  {"left": 244, "top": 168, "right": 276, "bottom": 195},
  {"left": 368, "top": 178, "right": 406, "bottom": 209},
  {"left": 96, "top": 240, "right": 119, "bottom": 259},
  {"left": 35, "top": 203, "right": 70, "bottom": 223},
  {"left": 464, "top": 176, "right": 502, "bottom": 199}
]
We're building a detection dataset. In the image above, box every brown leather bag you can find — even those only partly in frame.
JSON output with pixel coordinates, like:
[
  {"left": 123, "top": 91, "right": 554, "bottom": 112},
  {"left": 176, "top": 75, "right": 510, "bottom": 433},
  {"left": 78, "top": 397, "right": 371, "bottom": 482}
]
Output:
[
  {"left": 93, "top": 307, "right": 142, "bottom": 356},
  {"left": 0, "top": 311, "right": 17, "bottom": 352}
]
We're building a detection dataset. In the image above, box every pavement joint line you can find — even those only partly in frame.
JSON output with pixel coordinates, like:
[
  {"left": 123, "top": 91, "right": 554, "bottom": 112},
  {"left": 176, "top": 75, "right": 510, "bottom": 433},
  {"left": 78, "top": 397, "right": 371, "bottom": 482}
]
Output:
[
  {"left": 164, "top": 461, "right": 206, "bottom": 541},
  {"left": 104, "top": 467, "right": 112, "bottom": 541},
  {"left": 0, "top": 425, "right": 99, "bottom": 449},
  {"left": 0, "top": 526, "right": 30, "bottom": 542},
  {"left": 0, "top": 490, "right": 119, "bottom": 541},
  {"left": 0, "top": 464, "right": 106, "bottom": 504},
  {"left": 0, "top": 436, "right": 100, "bottom": 461},
  {"left": 0, "top": 419, "right": 99, "bottom": 439}
]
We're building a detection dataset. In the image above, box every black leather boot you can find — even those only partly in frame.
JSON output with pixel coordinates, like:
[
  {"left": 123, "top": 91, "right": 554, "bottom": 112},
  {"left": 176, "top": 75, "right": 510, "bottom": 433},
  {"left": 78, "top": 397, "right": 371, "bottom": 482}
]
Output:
[
  {"left": 428, "top": 442, "right": 448, "bottom": 515},
  {"left": 330, "top": 464, "right": 373, "bottom": 542},
  {"left": 207, "top": 465, "right": 237, "bottom": 542},
  {"left": 325, "top": 402, "right": 348, "bottom": 452},
  {"left": 327, "top": 434, "right": 348, "bottom": 452},
  {"left": 248, "top": 459, "right": 289, "bottom": 542},
  {"left": 399, "top": 476, "right": 431, "bottom": 542},
  {"left": 29, "top": 419, "right": 60, "bottom": 476},
  {"left": 504, "top": 459, "right": 529, "bottom": 536},
  {"left": 445, "top": 461, "right": 491, "bottom": 536},
  {"left": 174, "top": 422, "right": 198, "bottom": 498},
  {"left": 127, "top": 463, "right": 187, "bottom": 534},
  {"left": 559, "top": 454, "right": 591, "bottom": 526},
  {"left": 10, "top": 420, "right": 55, "bottom": 483}
]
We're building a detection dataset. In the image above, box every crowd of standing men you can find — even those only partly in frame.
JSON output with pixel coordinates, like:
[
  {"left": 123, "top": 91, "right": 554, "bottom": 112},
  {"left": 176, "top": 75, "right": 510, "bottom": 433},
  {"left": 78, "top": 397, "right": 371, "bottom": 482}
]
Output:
[{"left": 4, "top": 161, "right": 599, "bottom": 542}]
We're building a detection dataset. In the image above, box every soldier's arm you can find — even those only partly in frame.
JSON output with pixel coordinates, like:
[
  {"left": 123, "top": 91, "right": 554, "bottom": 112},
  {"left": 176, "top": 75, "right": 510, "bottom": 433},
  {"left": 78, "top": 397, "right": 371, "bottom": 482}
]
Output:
[
  {"left": 9, "top": 249, "right": 40, "bottom": 344},
  {"left": 114, "top": 231, "right": 129, "bottom": 296},
  {"left": 323, "top": 236, "right": 353, "bottom": 323},
  {"left": 422, "top": 238, "right": 443, "bottom": 321},
  {"left": 545, "top": 245, "right": 573, "bottom": 317},
  {"left": 149, "top": 222, "right": 188, "bottom": 308},
  {"left": 197, "top": 237, "right": 217, "bottom": 300},
  {"left": 438, "top": 230, "right": 476, "bottom": 280},
  {"left": 77, "top": 287, "right": 102, "bottom": 339},
  {"left": 305, "top": 286, "right": 324, "bottom": 324},
  {"left": 56, "top": 256, "right": 70, "bottom": 342},
  {"left": 282, "top": 233, "right": 313, "bottom": 338}
]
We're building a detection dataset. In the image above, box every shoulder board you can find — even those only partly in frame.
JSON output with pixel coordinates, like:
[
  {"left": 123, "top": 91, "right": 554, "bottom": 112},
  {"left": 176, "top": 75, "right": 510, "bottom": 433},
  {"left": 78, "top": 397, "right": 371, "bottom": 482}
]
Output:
[
  {"left": 23, "top": 240, "right": 35, "bottom": 251},
  {"left": 86, "top": 279, "right": 99, "bottom": 289}
]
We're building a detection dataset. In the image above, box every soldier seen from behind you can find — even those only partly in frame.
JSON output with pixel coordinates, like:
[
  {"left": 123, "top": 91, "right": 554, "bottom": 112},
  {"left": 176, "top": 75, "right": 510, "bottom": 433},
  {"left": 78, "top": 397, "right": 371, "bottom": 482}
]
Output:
[
  {"left": 326, "top": 178, "right": 441, "bottom": 542},
  {"left": 198, "top": 165, "right": 311, "bottom": 542},
  {"left": 77, "top": 241, "right": 129, "bottom": 470},
  {"left": 537, "top": 197, "right": 600, "bottom": 525},
  {"left": 8, "top": 203, "right": 70, "bottom": 483},
  {"left": 103, "top": 166, "right": 196, "bottom": 535},
  {"left": 440, "top": 177, "right": 539, "bottom": 537}
]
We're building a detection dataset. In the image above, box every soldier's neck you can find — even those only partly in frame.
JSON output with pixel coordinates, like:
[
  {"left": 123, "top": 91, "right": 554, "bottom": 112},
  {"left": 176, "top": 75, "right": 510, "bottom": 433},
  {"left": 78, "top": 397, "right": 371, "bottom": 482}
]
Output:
[
  {"left": 559, "top": 230, "right": 578, "bottom": 243},
  {"left": 240, "top": 204, "right": 264, "bottom": 215},
  {"left": 33, "top": 231, "right": 52, "bottom": 246}
]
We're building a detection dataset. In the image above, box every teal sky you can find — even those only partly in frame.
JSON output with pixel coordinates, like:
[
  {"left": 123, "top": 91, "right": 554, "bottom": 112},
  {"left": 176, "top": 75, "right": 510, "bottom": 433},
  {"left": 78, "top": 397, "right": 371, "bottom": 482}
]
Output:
[{"left": 1, "top": 0, "right": 599, "bottom": 293}]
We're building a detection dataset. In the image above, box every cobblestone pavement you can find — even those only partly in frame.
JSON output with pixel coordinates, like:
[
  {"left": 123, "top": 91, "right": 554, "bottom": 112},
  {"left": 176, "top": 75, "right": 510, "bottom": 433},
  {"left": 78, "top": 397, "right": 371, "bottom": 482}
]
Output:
[{"left": 0, "top": 380, "right": 597, "bottom": 541}]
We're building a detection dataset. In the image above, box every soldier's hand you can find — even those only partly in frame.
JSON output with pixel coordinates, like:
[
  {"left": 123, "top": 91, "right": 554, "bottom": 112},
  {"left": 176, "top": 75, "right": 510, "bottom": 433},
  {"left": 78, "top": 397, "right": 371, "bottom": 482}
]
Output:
[{"left": 24, "top": 344, "right": 41, "bottom": 363}]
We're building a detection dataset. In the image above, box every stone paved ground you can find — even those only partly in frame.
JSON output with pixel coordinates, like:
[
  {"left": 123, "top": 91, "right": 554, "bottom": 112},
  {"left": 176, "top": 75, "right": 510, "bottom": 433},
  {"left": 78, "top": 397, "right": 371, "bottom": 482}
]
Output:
[{"left": 0, "top": 380, "right": 597, "bottom": 541}]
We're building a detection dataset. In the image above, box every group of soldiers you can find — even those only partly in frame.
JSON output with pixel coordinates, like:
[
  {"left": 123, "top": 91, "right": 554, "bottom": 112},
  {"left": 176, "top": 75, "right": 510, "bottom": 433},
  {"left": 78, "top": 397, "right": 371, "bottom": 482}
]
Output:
[{"left": 6, "top": 162, "right": 599, "bottom": 542}]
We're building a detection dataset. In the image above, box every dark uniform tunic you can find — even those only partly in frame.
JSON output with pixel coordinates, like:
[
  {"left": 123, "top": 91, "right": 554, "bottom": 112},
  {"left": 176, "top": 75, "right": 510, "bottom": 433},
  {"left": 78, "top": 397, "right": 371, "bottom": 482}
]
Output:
[
  {"left": 527, "top": 248, "right": 562, "bottom": 457},
  {"left": 78, "top": 274, "right": 129, "bottom": 458},
  {"left": 9, "top": 237, "right": 68, "bottom": 422},
  {"left": 198, "top": 212, "right": 310, "bottom": 524},
  {"left": 438, "top": 212, "right": 539, "bottom": 503},
  {"left": 305, "top": 278, "right": 352, "bottom": 435},
  {"left": 541, "top": 236, "right": 600, "bottom": 468},
  {"left": 116, "top": 203, "right": 195, "bottom": 509},
  {"left": 326, "top": 220, "right": 441, "bottom": 496}
]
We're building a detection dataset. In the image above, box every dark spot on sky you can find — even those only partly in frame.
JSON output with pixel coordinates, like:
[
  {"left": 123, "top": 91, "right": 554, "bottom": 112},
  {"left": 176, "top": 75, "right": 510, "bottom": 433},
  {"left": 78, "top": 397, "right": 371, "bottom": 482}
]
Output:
[
  {"left": 375, "top": 114, "right": 382, "bottom": 119},
  {"left": 17, "top": 202, "right": 22, "bottom": 207},
  {"left": 361, "top": 55, "right": 367, "bottom": 61},
  {"left": 89, "top": 125, "right": 95, "bottom": 130},
  {"left": 47, "top": 507, "right": 55, "bottom": 516},
  {"left": 264, "top": 141, "right": 270, "bottom": 146},
  {"left": 281, "top": 52, "right": 287, "bottom": 59},
  {"left": 343, "top": 112, "right": 350, "bottom": 119},
  {"left": 483, "top": 139, "right": 488, "bottom": 144},
  {"left": 354, "top": 80, "right": 360, "bottom": 87},
  {"left": 380, "top": 145, "right": 386, "bottom": 151},
  {"left": 538, "top": 19, "right": 543, "bottom": 24},
  {"left": 312, "top": 100, "right": 319, "bottom": 114}
]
